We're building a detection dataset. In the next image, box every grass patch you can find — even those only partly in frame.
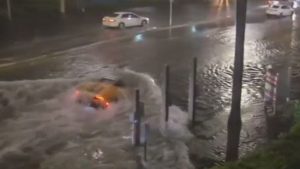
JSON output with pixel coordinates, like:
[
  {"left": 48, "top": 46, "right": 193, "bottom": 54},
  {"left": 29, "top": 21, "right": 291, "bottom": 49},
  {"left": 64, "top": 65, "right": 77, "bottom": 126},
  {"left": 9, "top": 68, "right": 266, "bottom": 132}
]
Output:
[{"left": 212, "top": 122, "right": 300, "bottom": 169}]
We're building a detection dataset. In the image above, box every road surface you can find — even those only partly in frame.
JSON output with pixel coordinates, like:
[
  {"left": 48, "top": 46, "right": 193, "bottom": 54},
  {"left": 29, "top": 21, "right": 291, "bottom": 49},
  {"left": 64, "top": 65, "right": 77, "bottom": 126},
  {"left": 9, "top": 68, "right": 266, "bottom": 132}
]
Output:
[{"left": 1, "top": 0, "right": 300, "bottom": 168}]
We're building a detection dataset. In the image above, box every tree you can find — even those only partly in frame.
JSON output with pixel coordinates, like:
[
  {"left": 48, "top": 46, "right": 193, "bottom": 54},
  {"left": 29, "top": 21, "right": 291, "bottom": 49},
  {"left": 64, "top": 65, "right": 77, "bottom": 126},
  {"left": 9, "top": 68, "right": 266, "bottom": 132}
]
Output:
[{"left": 225, "top": 0, "right": 247, "bottom": 162}]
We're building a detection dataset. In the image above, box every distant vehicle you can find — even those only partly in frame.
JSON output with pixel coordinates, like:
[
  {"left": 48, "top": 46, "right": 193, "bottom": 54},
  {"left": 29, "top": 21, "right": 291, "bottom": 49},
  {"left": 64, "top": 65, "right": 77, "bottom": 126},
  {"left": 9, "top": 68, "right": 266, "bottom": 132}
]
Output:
[
  {"left": 102, "top": 12, "right": 150, "bottom": 29},
  {"left": 73, "top": 78, "right": 125, "bottom": 109},
  {"left": 268, "top": 0, "right": 294, "bottom": 7},
  {"left": 266, "top": 4, "right": 294, "bottom": 16}
]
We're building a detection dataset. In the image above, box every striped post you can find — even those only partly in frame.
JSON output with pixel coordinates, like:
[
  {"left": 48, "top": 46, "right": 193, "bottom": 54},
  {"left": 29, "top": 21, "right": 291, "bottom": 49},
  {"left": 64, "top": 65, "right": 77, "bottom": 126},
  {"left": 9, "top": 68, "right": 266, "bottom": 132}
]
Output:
[{"left": 264, "top": 66, "right": 279, "bottom": 116}]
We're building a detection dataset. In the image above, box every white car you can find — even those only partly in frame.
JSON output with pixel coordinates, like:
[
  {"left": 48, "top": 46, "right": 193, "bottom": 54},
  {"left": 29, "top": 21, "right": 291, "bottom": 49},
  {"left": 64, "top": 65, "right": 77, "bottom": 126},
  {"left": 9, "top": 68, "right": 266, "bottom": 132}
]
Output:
[
  {"left": 266, "top": 4, "right": 294, "bottom": 16},
  {"left": 102, "top": 12, "right": 150, "bottom": 29},
  {"left": 268, "top": 0, "right": 294, "bottom": 6}
]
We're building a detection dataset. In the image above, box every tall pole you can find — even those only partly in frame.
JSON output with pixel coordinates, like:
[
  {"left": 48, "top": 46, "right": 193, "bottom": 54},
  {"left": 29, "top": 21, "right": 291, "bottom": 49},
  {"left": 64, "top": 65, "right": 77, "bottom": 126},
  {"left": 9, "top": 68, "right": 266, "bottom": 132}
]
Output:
[
  {"left": 6, "top": 0, "right": 12, "bottom": 21},
  {"left": 134, "top": 90, "right": 141, "bottom": 146},
  {"left": 225, "top": 0, "right": 247, "bottom": 162},
  {"left": 169, "top": 0, "right": 173, "bottom": 27},
  {"left": 189, "top": 57, "right": 197, "bottom": 126},
  {"left": 164, "top": 65, "right": 170, "bottom": 122}
]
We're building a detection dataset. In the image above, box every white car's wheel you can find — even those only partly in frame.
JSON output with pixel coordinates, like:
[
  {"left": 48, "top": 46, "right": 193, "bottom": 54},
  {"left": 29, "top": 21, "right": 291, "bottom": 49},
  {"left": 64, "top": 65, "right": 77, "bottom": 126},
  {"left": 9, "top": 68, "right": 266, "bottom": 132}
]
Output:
[
  {"left": 119, "top": 22, "right": 125, "bottom": 29},
  {"left": 141, "top": 20, "right": 147, "bottom": 27}
]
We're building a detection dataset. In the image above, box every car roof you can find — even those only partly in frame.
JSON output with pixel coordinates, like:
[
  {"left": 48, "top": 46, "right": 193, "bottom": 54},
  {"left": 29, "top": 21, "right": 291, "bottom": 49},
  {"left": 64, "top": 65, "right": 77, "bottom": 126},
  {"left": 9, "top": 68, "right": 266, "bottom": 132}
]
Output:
[
  {"left": 271, "top": 4, "right": 289, "bottom": 6},
  {"left": 115, "top": 12, "right": 137, "bottom": 15},
  {"left": 114, "top": 12, "right": 135, "bottom": 15}
]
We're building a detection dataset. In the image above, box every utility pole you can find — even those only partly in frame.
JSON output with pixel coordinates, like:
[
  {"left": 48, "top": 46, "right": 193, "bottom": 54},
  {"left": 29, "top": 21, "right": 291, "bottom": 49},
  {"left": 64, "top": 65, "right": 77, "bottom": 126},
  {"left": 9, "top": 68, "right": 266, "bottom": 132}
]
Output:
[
  {"left": 6, "top": 0, "right": 12, "bottom": 21},
  {"left": 225, "top": 0, "right": 247, "bottom": 162},
  {"left": 169, "top": 0, "right": 173, "bottom": 27},
  {"left": 60, "top": 0, "right": 66, "bottom": 15}
]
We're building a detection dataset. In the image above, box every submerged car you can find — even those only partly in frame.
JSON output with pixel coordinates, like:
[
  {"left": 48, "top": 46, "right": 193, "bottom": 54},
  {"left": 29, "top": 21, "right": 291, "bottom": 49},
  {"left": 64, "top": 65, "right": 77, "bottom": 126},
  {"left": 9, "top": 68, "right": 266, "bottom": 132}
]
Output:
[
  {"left": 102, "top": 12, "right": 149, "bottom": 29},
  {"left": 73, "top": 79, "right": 125, "bottom": 109}
]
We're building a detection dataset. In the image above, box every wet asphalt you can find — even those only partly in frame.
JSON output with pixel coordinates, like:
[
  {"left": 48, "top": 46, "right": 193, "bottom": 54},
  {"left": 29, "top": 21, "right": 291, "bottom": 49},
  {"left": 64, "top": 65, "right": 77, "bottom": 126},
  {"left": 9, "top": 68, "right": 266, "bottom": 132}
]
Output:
[{"left": 1, "top": 0, "right": 300, "bottom": 166}]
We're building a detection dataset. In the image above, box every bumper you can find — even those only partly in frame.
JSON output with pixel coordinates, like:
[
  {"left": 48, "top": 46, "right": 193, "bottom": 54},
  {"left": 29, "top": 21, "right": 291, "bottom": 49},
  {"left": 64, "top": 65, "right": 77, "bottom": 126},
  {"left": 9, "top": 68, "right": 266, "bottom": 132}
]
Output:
[
  {"left": 266, "top": 11, "right": 279, "bottom": 16},
  {"left": 102, "top": 21, "right": 119, "bottom": 27}
]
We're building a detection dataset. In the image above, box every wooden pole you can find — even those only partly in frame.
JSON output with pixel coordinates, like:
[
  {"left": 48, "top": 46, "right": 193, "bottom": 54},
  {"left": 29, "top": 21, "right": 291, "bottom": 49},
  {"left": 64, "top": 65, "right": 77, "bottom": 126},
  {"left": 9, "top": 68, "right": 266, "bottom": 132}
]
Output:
[{"left": 225, "top": 0, "right": 247, "bottom": 162}]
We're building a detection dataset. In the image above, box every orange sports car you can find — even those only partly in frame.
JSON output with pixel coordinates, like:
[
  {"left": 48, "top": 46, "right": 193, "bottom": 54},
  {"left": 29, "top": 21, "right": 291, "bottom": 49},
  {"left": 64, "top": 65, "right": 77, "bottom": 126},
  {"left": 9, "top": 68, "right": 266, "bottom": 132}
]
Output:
[{"left": 73, "top": 79, "right": 125, "bottom": 109}]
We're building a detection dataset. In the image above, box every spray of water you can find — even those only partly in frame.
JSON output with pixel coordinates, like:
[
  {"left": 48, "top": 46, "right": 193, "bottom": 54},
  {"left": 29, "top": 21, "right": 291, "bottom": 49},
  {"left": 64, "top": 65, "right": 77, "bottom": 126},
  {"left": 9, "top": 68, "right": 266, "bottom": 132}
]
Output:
[{"left": 0, "top": 67, "right": 194, "bottom": 169}]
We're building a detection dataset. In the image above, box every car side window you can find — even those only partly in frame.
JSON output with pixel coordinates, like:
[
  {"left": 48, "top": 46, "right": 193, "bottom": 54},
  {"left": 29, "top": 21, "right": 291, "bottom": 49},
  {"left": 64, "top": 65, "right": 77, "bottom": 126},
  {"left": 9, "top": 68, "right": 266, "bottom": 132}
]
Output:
[
  {"left": 130, "top": 14, "right": 139, "bottom": 18},
  {"left": 121, "top": 14, "right": 129, "bottom": 18}
]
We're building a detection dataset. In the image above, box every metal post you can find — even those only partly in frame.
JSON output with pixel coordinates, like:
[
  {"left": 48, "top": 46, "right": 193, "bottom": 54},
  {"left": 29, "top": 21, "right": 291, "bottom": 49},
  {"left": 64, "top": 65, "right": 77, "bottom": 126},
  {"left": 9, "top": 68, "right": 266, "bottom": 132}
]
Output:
[
  {"left": 169, "top": 0, "right": 173, "bottom": 27},
  {"left": 225, "top": 0, "right": 247, "bottom": 162},
  {"left": 6, "top": 0, "right": 12, "bottom": 21},
  {"left": 164, "top": 65, "right": 170, "bottom": 122},
  {"left": 60, "top": 0, "right": 66, "bottom": 15},
  {"left": 273, "top": 73, "right": 279, "bottom": 115},
  {"left": 143, "top": 123, "right": 149, "bottom": 161},
  {"left": 286, "top": 67, "right": 291, "bottom": 102},
  {"left": 189, "top": 57, "right": 197, "bottom": 126},
  {"left": 134, "top": 90, "right": 141, "bottom": 146}
]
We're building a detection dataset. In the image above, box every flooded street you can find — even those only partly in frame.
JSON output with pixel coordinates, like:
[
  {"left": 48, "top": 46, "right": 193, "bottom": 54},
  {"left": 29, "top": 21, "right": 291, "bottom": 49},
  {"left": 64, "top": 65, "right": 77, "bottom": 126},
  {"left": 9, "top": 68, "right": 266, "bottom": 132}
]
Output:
[{"left": 1, "top": 0, "right": 300, "bottom": 168}]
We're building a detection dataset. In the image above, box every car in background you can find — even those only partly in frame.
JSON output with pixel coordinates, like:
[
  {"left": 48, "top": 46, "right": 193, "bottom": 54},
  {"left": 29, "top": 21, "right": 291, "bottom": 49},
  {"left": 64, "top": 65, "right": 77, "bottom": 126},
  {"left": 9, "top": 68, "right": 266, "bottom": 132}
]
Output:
[
  {"left": 266, "top": 4, "right": 294, "bottom": 16},
  {"left": 102, "top": 12, "right": 150, "bottom": 29},
  {"left": 268, "top": 0, "right": 295, "bottom": 7},
  {"left": 73, "top": 79, "right": 125, "bottom": 109}
]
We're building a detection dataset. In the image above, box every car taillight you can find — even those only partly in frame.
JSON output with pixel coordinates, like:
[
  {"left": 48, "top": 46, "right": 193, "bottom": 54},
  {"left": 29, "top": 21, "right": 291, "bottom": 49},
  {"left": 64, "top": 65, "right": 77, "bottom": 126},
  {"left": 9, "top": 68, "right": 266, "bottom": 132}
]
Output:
[
  {"left": 105, "top": 102, "right": 110, "bottom": 108},
  {"left": 108, "top": 19, "right": 116, "bottom": 22},
  {"left": 94, "top": 95, "right": 110, "bottom": 108}
]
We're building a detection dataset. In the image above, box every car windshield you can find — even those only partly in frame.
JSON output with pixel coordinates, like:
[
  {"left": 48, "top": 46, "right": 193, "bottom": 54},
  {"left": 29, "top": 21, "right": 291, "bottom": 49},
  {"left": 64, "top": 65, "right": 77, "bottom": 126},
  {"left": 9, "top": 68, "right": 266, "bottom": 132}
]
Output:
[
  {"left": 108, "top": 14, "right": 119, "bottom": 17},
  {"left": 272, "top": 5, "right": 280, "bottom": 8}
]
